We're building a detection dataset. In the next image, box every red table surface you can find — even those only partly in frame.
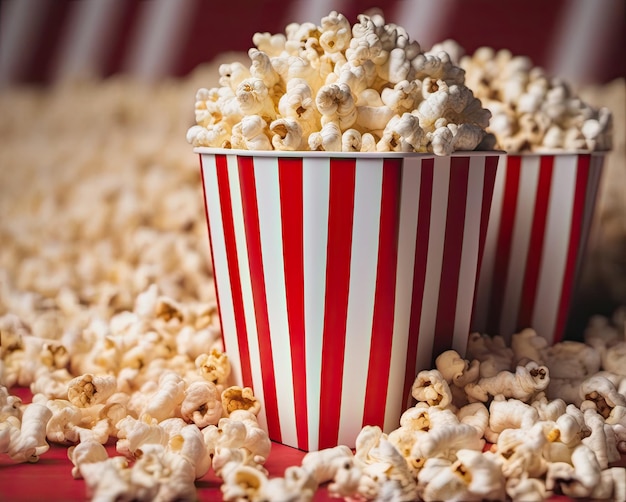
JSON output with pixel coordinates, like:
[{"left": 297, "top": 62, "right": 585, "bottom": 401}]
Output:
[
  {"left": 0, "top": 440, "right": 331, "bottom": 502},
  {"left": 0, "top": 387, "right": 620, "bottom": 501},
  {"left": 0, "top": 387, "right": 331, "bottom": 502}
]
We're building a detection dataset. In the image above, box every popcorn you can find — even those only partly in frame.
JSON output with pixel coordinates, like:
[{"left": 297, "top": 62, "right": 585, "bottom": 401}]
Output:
[
  {"left": 433, "top": 40, "right": 614, "bottom": 152},
  {"left": 0, "top": 10, "right": 624, "bottom": 502},
  {"left": 187, "top": 11, "right": 494, "bottom": 154},
  {"left": 0, "top": 399, "right": 52, "bottom": 463},
  {"left": 180, "top": 380, "right": 222, "bottom": 427},
  {"left": 269, "top": 117, "right": 305, "bottom": 151}
]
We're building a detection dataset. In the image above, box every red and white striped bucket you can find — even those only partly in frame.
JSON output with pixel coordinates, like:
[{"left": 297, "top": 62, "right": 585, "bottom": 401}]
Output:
[
  {"left": 472, "top": 152, "right": 605, "bottom": 345},
  {"left": 197, "top": 148, "right": 499, "bottom": 451}
]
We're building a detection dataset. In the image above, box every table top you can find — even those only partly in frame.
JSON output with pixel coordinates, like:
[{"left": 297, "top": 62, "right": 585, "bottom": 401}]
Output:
[{"left": 0, "top": 387, "right": 620, "bottom": 501}]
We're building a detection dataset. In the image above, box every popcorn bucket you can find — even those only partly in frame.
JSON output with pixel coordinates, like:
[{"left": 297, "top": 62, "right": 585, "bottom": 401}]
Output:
[
  {"left": 197, "top": 148, "right": 499, "bottom": 451},
  {"left": 472, "top": 152, "right": 605, "bottom": 345}
]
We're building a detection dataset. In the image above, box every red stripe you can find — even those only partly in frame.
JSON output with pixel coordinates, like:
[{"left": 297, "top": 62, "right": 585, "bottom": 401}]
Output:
[
  {"left": 475, "top": 157, "right": 500, "bottom": 285},
  {"left": 574, "top": 155, "right": 604, "bottom": 281},
  {"left": 212, "top": 155, "right": 254, "bottom": 387},
  {"left": 517, "top": 156, "right": 555, "bottom": 330},
  {"left": 277, "top": 157, "right": 308, "bottom": 451},
  {"left": 470, "top": 156, "right": 500, "bottom": 330},
  {"left": 439, "top": 0, "right": 569, "bottom": 73},
  {"left": 401, "top": 159, "right": 434, "bottom": 409},
  {"left": 486, "top": 156, "right": 522, "bottom": 336},
  {"left": 173, "top": 0, "right": 296, "bottom": 77},
  {"left": 102, "top": 0, "right": 144, "bottom": 77},
  {"left": 362, "top": 158, "right": 402, "bottom": 428},
  {"left": 19, "top": 1, "right": 73, "bottom": 83},
  {"left": 237, "top": 156, "right": 282, "bottom": 442},
  {"left": 553, "top": 155, "right": 591, "bottom": 342},
  {"left": 318, "top": 158, "right": 356, "bottom": 449},
  {"left": 433, "top": 157, "right": 470, "bottom": 359}
]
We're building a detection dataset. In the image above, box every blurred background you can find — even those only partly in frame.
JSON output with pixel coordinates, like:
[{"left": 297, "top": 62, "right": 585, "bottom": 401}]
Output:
[
  {"left": 1, "top": 0, "right": 624, "bottom": 87},
  {"left": 0, "top": 0, "right": 624, "bottom": 341}
]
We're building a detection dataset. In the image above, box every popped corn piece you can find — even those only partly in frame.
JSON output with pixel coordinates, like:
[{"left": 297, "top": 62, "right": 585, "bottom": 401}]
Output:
[
  {"left": 140, "top": 371, "right": 186, "bottom": 422},
  {"left": 580, "top": 374, "right": 626, "bottom": 418},
  {"left": 381, "top": 79, "right": 421, "bottom": 114},
  {"left": 316, "top": 83, "right": 357, "bottom": 130},
  {"left": 355, "top": 104, "right": 396, "bottom": 132},
  {"left": 301, "top": 444, "right": 357, "bottom": 488},
  {"left": 411, "top": 369, "right": 453, "bottom": 407},
  {"left": 270, "top": 118, "right": 305, "bottom": 151},
  {"left": 248, "top": 48, "right": 282, "bottom": 96},
  {"left": 67, "top": 373, "right": 117, "bottom": 407},
  {"left": 195, "top": 349, "right": 231, "bottom": 385},
  {"left": 221, "top": 386, "right": 261, "bottom": 416},
  {"left": 236, "top": 78, "right": 276, "bottom": 123},
  {"left": 464, "top": 361, "right": 550, "bottom": 403},
  {"left": 376, "top": 112, "right": 425, "bottom": 152},
  {"left": 252, "top": 31, "right": 287, "bottom": 57},
  {"left": 180, "top": 380, "right": 222, "bottom": 427},
  {"left": 1, "top": 402, "right": 52, "bottom": 463},
  {"left": 116, "top": 414, "right": 168, "bottom": 460},
  {"left": 186, "top": 123, "right": 231, "bottom": 148},
  {"left": 308, "top": 122, "right": 342, "bottom": 151},
  {"left": 319, "top": 11, "right": 352, "bottom": 54},
  {"left": 486, "top": 397, "right": 539, "bottom": 443},
  {"left": 219, "top": 62, "right": 251, "bottom": 92},
  {"left": 67, "top": 438, "right": 109, "bottom": 479},
  {"left": 231, "top": 115, "right": 272, "bottom": 151},
  {"left": 276, "top": 78, "right": 320, "bottom": 135}
]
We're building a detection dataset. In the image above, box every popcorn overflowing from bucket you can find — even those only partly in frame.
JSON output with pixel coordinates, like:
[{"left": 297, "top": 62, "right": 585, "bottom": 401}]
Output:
[
  {"left": 187, "top": 11, "right": 496, "bottom": 155},
  {"left": 190, "top": 11, "right": 504, "bottom": 450},
  {"left": 430, "top": 41, "right": 613, "bottom": 153}
]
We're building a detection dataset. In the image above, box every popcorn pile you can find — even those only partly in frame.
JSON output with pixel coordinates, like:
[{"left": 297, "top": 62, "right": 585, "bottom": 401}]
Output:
[
  {"left": 429, "top": 40, "right": 614, "bottom": 152},
  {"left": 187, "top": 11, "right": 496, "bottom": 155},
  {"left": 2, "top": 286, "right": 626, "bottom": 500},
  {"left": 219, "top": 314, "right": 626, "bottom": 501},
  {"left": 0, "top": 285, "right": 270, "bottom": 500}
]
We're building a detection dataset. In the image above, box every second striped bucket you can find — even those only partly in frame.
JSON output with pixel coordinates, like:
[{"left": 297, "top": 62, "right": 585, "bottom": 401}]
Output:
[
  {"left": 197, "top": 148, "right": 500, "bottom": 451},
  {"left": 472, "top": 152, "right": 605, "bottom": 345}
]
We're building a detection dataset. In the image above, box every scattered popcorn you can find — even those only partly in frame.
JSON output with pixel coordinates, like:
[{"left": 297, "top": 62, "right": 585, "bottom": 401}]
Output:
[
  {"left": 0, "top": 397, "right": 52, "bottom": 462},
  {"left": 187, "top": 11, "right": 494, "bottom": 154}
]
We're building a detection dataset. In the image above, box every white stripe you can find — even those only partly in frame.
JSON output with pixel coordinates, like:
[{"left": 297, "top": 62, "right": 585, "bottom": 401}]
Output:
[
  {"left": 391, "top": 0, "right": 455, "bottom": 50},
  {"left": 532, "top": 155, "right": 577, "bottom": 343},
  {"left": 337, "top": 158, "right": 383, "bottom": 445},
  {"left": 383, "top": 157, "right": 421, "bottom": 431},
  {"left": 416, "top": 157, "right": 449, "bottom": 372},
  {"left": 253, "top": 157, "right": 298, "bottom": 448},
  {"left": 285, "top": 0, "right": 350, "bottom": 25},
  {"left": 227, "top": 154, "right": 267, "bottom": 433},
  {"left": 452, "top": 157, "right": 484, "bottom": 354},
  {"left": 122, "top": 0, "right": 195, "bottom": 80},
  {"left": 200, "top": 155, "right": 242, "bottom": 387},
  {"left": 472, "top": 154, "right": 506, "bottom": 335},
  {"left": 0, "top": 0, "right": 51, "bottom": 86},
  {"left": 52, "top": 0, "right": 122, "bottom": 82},
  {"left": 547, "top": 0, "right": 621, "bottom": 85},
  {"left": 303, "top": 157, "right": 330, "bottom": 451},
  {"left": 499, "top": 155, "right": 540, "bottom": 341}
]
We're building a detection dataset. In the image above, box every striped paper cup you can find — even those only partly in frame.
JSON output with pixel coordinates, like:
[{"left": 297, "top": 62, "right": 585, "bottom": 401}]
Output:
[
  {"left": 197, "top": 148, "right": 500, "bottom": 451},
  {"left": 472, "top": 152, "right": 605, "bottom": 345}
]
